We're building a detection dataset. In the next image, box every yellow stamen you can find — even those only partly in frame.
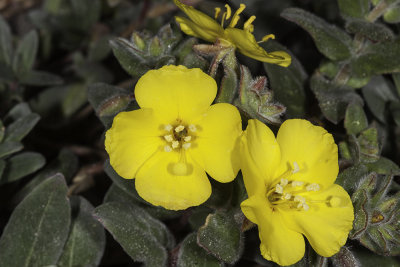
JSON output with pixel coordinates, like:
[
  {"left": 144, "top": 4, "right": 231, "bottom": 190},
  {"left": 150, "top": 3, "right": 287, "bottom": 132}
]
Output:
[
  {"left": 228, "top": 3, "right": 246, "bottom": 28},
  {"left": 164, "top": 145, "right": 172, "bottom": 152},
  {"left": 164, "top": 135, "right": 174, "bottom": 142},
  {"left": 291, "top": 181, "right": 304, "bottom": 187},
  {"left": 224, "top": 4, "right": 231, "bottom": 19},
  {"left": 172, "top": 141, "right": 179, "bottom": 149},
  {"left": 220, "top": 12, "right": 227, "bottom": 27},
  {"left": 280, "top": 178, "right": 288, "bottom": 187},
  {"left": 258, "top": 34, "right": 275, "bottom": 43},
  {"left": 184, "top": 136, "right": 191, "bottom": 142},
  {"left": 189, "top": 124, "right": 197, "bottom": 132},
  {"left": 243, "top": 15, "right": 256, "bottom": 31},
  {"left": 306, "top": 183, "right": 320, "bottom": 191},
  {"left": 175, "top": 125, "right": 185, "bottom": 133},
  {"left": 182, "top": 143, "right": 191, "bottom": 150},
  {"left": 275, "top": 184, "right": 283, "bottom": 194},
  {"left": 214, "top": 7, "right": 221, "bottom": 19},
  {"left": 292, "top": 161, "right": 299, "bottom": 173},
  {"left": 164, "top": 124, "right": 173, "bottom": 131}
]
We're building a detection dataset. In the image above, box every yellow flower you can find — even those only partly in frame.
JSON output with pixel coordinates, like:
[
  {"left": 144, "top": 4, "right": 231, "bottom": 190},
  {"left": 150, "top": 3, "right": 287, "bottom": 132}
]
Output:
[
  {"left": 105, "top": 65, "right": 242, "bottom": 210},
  {"left": 173, "top": 0, "right": 291, "bottom": 67},
  {"left": 240, "top": 119, "right": 354, "bottom": 266}
]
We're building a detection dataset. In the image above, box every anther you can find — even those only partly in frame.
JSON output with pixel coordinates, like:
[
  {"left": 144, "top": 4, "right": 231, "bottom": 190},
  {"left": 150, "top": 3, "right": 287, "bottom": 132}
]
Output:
[
  {"left": 294, "top": 195, "right": 306, "bottom": 204},
  {"left": 243, "top": 15, "right": 256, "bottom": 31},
  {"left": 291, "top": 181, "right": 304, "bottom": 187},
  {"left": 175, "top": 125, "right": 185, "bottom": 133},
  {"left": 292, "top": 161, "right": 300, "bottom": 173},
  {"left": 280, "top": 178, "right": 288, "bottom": 187},
  {"left": 306, "top": 183, "right": 320, "bottom": 191},
  {"left": 302, "top": 203, "right": 310, "bottom": 211},
  {"left": 164, "top": 135, "right": 174, "bottom": 142},
  {"left": 182, "top": 143, "right": 191, "bottom": 150},
  {"left": 189, "top": 124, "right": 197, "bottom": 132},
  {"left": 258, "top": 34, "right": 275, "bottom": 43},
  {"left": 184, "top": 136, "right": 192, "bottom": 142},
  {"left": 164, "top": 124, "right": 173, "bottom": 131},
  {"left": 214, "top": 7, "right": 221, "bottom": 19},
  {"left": 164, "top": 145, "right": 172, "bottom": 152},
  {"left": 228, "top": 4, "right": 246, "bottom": 27},
  {"left": 275, "top": 184, "right": 283, "bottom": 194},
  {"left": 224, "top": 4, "right": 231, "bottom": 19},
  {"left": 172, "top": 141, "right": 179, "bottom": 149},
  {"left": 283, "top": 193, "right": 291, "bottom": 200}
]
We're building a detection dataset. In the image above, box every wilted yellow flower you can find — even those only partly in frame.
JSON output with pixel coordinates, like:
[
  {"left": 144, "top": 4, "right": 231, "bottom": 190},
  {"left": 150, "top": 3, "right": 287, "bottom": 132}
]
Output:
[
  {"left": 173, "top": 0, "right": 291, "bottom": 67},
  {"left": 105, "top": 65, "right": 242, "bottom": 210},
  {"left": 240, "top": 119, "right": 354, "bottom": 266}
]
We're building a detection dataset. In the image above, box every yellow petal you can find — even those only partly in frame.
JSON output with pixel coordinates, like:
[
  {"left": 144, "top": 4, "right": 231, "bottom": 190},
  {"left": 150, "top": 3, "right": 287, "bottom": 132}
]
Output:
[
  {"left": 189, "top": 103, "right": 242, "bottom": 183},
  {"left": 283, "top": 184, "right": 354, "bottom": 257},
  {"left": 135, "top": 150, "right": 211, "bottom": 210},
  {"left": 276, "top": 119, "right": 339, "bottom": 189},
  {"left": 175, "top": 16, "right": 221, "bottom": 43},
  {"left": 105, "top": 108, "right": 163, "bottom": 178},
  {"left": 224, "top": 28, "right": 291, "bottom": 67},
  {"left": 173, "top": 0, "right": 224, "bottom": 42},
  {"left": 135, "top": 65, "right": 217, "bottom": 122},
  {"left": 241, "top": 195, "right": 305, "bottom": 266},
  {"left": 240, "top": 119, "right": 281, "bottom": 196}
]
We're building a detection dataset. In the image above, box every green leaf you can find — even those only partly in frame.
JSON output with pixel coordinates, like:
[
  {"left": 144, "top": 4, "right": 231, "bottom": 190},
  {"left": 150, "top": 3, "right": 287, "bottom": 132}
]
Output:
[
  {"left": 0, "top": 62, "right": 14, "bottom": 81},
  {"left": 87, "top": 83, "right": 135, "bottom": 128},
  {"left": 0, "top": 141, "right": 23, "bottom": 159},
  {"left": 358, "top": 127, "right": 380, "bottom": 163},
  {"left": 19, "top": 71, "right": 63, "bottom": 86},
  {"left": 365, "top": 157, "right": 400, "bottom": 175},
  {"left": 345, "top": 19, "right": 394, "bottom": 42},
  {"left": 331, "top": 247, "right": 359, "bottom": 267},
  {"left": 344, "top": 103, "right": 368, "bottom": 135},
  {"left": 1, "top": 152, "right": 45, "bottom": 184},
  {"left": 93, "top": 201, "right": 174, "bottom": 266},
  {"left": 383, "top": 5, "right": 400, "bottom": 23},
  {"left": 110, "top": 38, "right": 150, "bottom": 77},
  {"left": 0, "top": 15, "right": 13, "bottom": 65},
  {"left": 58, "top": 196, "right": 105, "bottom": 267},
  {"left": 5, "top": 102, "right": 32, "bottom": 121},
  {"left": 197, "top": 210, "right": 243, "bottom": 264},
  {"left": 336, "top": 164, "right": 369, "bottom": 194},
  {"left": 337, "top": 0, "right": 370, "bottom": 18},
  {"left": 350, "top": 40, "right": 400, "bottom": 78},
  {"left": 0, "top": 159, "right": 5, "bottom": 178},
  {"left": 0, "top": 175, "right": 71, "bottom": 266},
  {"left": 263, "top": 41, "right": 307, "bottom": 117},
  {"left": 310, "top": 73, "right": 363, "bottom": 123},
  {"left": 61, "top": 83, "right": 87, "bottom": 117},
  {"left": 12, "top": 30, "right": 38, "bottom": 76},
  {"left": 176, "top": 233, "right": 223, "bottom": 267},
  {"left": 281, "top": 8, "right": 353, "bottom": 61},
  {"left": 361, "top": 76, "right": 397, "bottom": 122},
  {"left": 354, "top": 249, "right": 400, "bottom": 267},
  {"left": 0, "top": 119, "right": 4, "bottom": 142},
  {"left": 4, "top": 113, "right": 40, "bottom": 142}
]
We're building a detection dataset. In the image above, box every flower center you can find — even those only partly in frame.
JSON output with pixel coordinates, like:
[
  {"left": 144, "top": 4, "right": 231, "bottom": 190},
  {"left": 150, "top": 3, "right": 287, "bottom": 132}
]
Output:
[
  {"left": 163, "top": 123, "right": 197, "bottom": 152},
  {"left": 266, "top": 162, "right": 321, "bottom": 212}
]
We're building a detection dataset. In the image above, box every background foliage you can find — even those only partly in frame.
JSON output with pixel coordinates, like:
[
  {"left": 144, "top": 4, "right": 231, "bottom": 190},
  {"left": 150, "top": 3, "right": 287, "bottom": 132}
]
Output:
[{"left": 0, "top": 0, "right": 399, "bottom": 266}]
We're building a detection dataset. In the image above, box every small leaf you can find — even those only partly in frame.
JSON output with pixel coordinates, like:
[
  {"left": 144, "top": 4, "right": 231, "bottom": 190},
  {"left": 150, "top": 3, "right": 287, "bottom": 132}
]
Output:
[
  {"left": 1, "top": 152, "right": 45, "bottom": 184},
  {"left": 365, "top": 157, "right": 400, "bottom": 175},
  {"left": 264, "top": 41, "right": 307, "bottom": 117},
  {"left": 0, "top": 141, "right": 23, "bottom": 159},
  {"left": 361, "top": 76, "right": 397, "bottom": 122},
  {"left": 4, "top": 102, "right": 32, "bottom": 122},
  {"left": 310, "top": 73, "right": 363, "bottom": 124},
  {"left": 176, "top": 233, "right": 222, "bottom": 267},
  {"left": 345, "top": 19, "right": 394, "bottom": 42},
  {"left": 19, "top": 71, "right": 63, "bottom": 86},
  {"left": 383, "top": 5, "right": 400, "bottom": 23},
  {"left": 12, "top": 30, "right": 38, "bottom": 76},
  {"left": 197, "top": 210, "right": 243, "bottom": 264},
  {"left": 0, "top": 15, "right": 13, "bottom": 65},
  {"left": 281, "top": 8, "right": 353, "bottom": 61},
  {"left": 331, "top": 247, "right": 360, "bottom": 267},
  {"left": 93, "top": 201, "right": 174, "bottom": 266},
  {"left": 61, "top": 83, "right": 87, "bottom": 117},
  {"left": 337, "top": 0, "right": 370, "bottom": 18},
  {"left": 4, "top": 113, "right": 40, "bottom": 142},
  {"left": 0, "top": 175, "right": 71, "bottom": 267},
  {"left": 336, "top": 164, "right": 369, "bottom": 194},
  {"left": 58, "top": 196, "right": 105, "bottom": 267},
  {"left": 358, "top": 127, "right": 380, "bottom": 163},
  {"left": 110, "top": 38, "right": 150, "bottom": 77},
  {"left": 344, "top": 103, "right": 368, "bottom": 135},
  {"left": 0, "top": 120, "right": 4, "bottom": 142}
]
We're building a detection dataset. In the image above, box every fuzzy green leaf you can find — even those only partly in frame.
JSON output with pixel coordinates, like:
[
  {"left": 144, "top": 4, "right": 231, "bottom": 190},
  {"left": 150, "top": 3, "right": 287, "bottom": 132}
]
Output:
[
  {"left": 58, "top": 196, "right": 105, "bottom": 267},
  {"left": 281, "top": 8, "right": 353, "bottom": 61},
  {"left": 0, "top": 175, "right": 71, "bottom": 266},
  {"left": 4, "top": 113, "right": 40, "bottom": 142},
  {"left": 19, "top": 71, "right": 63, "bottom": 86},
  {"left": 177, "top": 233, "right": 222, "bottom": 267},
  {"left": 345, "top": 19, "right": 394, "bottom": 42},
  {"left": 0, "top": 15, "right": 13, "bottom": 65},
  {"left": 197, "top": 210, "right": 243, "bottom": 264},
  {"left": 0, "top": 141, "right": 23, "bottom": 159},
  {"left": 344, "top": 103, "right": 368, "bottom": 135},
  {"left": 336, "top": 164, "right": 369, "bottom": 194},
  {"left": 337, "top": 0, "right": 370, "bottom": 18},
  {"left": 12, "top": 30, "right": 38, "bottom": 76},
  {"left": 365, "top": 157, "right": 400, "bottom": 175},
  {"left": 93, "top": 201, "right": 174, "bottom": 266},
  {"left": 61, "top": 83, "right": 87, "bottom": 117},
  {"left": 1, "top": 152, "right": 45, "bottom": 184}
]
